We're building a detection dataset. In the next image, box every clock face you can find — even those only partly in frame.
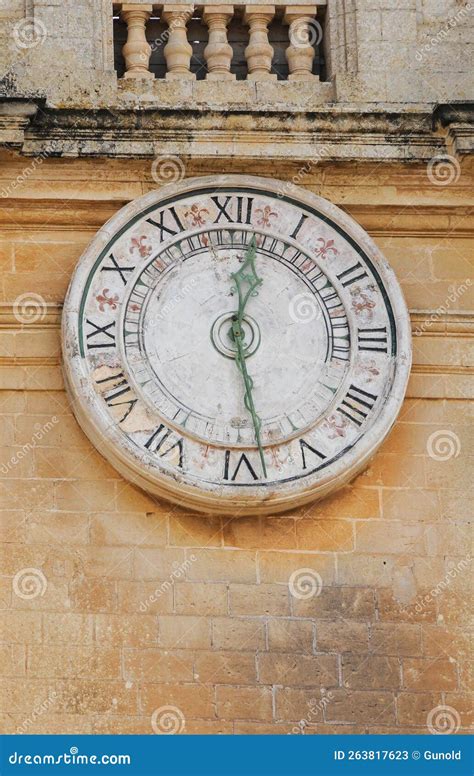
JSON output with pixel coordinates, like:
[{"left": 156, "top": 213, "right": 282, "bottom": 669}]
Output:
[{"left": 62, "top": 175, "right": 411, "bottom": 515}]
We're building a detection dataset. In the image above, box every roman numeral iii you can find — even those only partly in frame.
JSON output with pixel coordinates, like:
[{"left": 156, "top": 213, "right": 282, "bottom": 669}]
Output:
[{"left": 357, "top": 327, "right": 388, "bottom": 353}]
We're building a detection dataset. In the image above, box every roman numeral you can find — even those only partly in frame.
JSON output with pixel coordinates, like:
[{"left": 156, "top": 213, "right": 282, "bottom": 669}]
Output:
[
  {"left": 337, "top": 384, "right": 378, "bottom": 426},
  {"left": 146, "top": 206, "right": 184, "bottom": 241},
  {"left": 290, "top": 213, "right": 308, "bottom": 239},
  {"left": 85, "top": 320, "right": 116, "bottom": 349},
  {"left": 336, "top": 262, "right": 368, "bottom": 287},
  {"left": 223, "top": 451, "right": 259, "bottom": 481},
  {"left": 211, "top": 195, "right": 254, "bottom": 224},
  {"left": 236, "top": 196, "right": 254, "bottom": 224},
  {"left": 299, "top": 439, "right": 326, "bottom": 470},
  {"left": 145, "top": 424, "right": 184, "bottom": 468},
  {"left": 357, "top": 327, "right": 388, "bottom": 353},
  {"left": 101, "top": 253, "right": 135, "bottom": 285},
  {"left": 96, "top": 371, "right": 137, "bottom": 423}
]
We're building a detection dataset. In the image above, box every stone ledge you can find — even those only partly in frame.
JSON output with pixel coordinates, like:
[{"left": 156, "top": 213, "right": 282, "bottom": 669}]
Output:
[
  {"left": 117, "top": 76, "right": 335, "bottom": 109},
  {"left": 9, "top": 105, "right": 447, "bottom": 161},
  {"left": 1, "top": 99, "right": 472, "bottom": 162},
  {"left": 433, "top": 102, "right": 474, "bottom": 157},
  {"left": 0, "top": 98, "right": 41, "bottom": 147}
]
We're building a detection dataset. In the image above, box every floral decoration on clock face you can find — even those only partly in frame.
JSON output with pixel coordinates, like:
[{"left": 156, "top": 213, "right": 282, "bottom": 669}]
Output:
[{"left": 62, "top": 176, "right": 411, "bottom": 515}]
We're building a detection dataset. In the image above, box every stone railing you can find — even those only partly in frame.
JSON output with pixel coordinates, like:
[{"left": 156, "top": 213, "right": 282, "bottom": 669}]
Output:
[{"left": 113, "top": 3, "right": 325, "bottom": 82}]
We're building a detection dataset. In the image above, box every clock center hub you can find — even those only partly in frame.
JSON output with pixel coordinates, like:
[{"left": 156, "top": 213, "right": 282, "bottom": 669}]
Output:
[{"left": 211, "top": 311, "right": 261, "bottom": 359}]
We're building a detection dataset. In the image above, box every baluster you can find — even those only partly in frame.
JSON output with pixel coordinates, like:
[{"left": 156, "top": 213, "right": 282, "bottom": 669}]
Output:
[
  {"left": 203, "top": 5, "right": 235, "bottom": 80},
  {"left": 244, "top": 5, "right": 277, "bottom": 81},
  {"left": 162, "top": 4, "right": 195, "bottom": 79},
  {"left": 121, "top": 4, "right": 153, "bottom": 79},
  {"left": 284, "top": 5, "right": 318, "bottom": 81}
]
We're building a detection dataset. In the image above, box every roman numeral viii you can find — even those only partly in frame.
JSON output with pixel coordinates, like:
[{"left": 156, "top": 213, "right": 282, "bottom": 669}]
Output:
[
  {"left": 357, "top": 327, "right": 388, "bottom": 353},
  {"left": 337, "top": 384, "right": 378, "bottom": 427},
  {"left": 96, "top": 371, "right": 137, "bottom": 423}
]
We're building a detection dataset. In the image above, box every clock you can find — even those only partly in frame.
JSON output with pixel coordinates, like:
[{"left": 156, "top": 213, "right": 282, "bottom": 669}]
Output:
[{"left": 62, "top": 175, "right": 411, "bottom": 516}]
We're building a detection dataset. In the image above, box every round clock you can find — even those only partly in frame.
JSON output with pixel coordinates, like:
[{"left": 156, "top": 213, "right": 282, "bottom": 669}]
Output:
[{"left": 62, "top": 175, "right": 411, "bottom": 516}]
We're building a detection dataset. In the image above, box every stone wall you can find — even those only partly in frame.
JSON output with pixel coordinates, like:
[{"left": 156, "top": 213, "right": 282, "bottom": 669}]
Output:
[
  {"left": 0, "top": 151, "right": 472, "bottom": 734},
  {"left": 0, "top": 0, "right": 473, "bottom": 107}
]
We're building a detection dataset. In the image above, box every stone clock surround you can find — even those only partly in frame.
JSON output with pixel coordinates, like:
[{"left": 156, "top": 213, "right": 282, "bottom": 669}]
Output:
[{"left": 62, "top": 175, "right": 412, "bottom": 516}]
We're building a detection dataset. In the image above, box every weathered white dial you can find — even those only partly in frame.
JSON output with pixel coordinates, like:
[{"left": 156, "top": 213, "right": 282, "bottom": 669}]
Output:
[{"left": 62, "top": 175, "right": 411, "bottom": 515}]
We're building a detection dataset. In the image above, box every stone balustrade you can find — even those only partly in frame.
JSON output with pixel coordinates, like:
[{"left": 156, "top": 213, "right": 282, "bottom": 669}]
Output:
[{"left": 114, "top": 3, "right": 323, "bottom": 82}]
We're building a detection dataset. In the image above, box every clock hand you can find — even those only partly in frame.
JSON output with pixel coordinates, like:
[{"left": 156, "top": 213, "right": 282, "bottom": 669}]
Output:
[{"left": 230, "top": 236, "right": 267, "bottom": 478}]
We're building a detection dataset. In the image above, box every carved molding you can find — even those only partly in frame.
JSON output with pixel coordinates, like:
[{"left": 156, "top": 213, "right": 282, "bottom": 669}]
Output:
[
  {"left": 0, "top": 200, "right": 472, "bottom": 238},
  {"left": 1, "top": 101, "right": 472, "bottom": 162}
]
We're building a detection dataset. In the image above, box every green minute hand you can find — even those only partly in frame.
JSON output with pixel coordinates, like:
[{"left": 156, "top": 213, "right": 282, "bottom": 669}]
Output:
[{"left": 230, "top": 236, "right": 267, "bottom": 478}]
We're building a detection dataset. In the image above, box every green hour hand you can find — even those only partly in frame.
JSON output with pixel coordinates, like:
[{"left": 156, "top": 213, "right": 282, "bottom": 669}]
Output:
[{"left": 230, "top": 236, "right": 267, "bottom": 478}]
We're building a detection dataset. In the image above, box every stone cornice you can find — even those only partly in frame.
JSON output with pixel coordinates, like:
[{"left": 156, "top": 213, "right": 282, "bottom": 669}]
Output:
[{"left": 0, "top": 100, "right": 472, "bottom": 161}]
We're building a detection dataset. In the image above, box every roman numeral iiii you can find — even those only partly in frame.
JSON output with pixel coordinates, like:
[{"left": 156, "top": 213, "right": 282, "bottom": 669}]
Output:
[{"left": 337, "top": 384, "right": 378, "bottom": 426}]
